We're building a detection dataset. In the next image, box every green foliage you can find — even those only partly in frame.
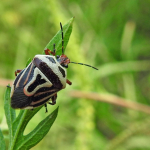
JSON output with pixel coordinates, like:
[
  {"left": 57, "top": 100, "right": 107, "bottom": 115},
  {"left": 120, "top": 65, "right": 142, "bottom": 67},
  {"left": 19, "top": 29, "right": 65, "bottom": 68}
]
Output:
[
  {"left": 1, "top": 0, "right": 150, "bottom": 150},
  {"left": 0, "top": 128, "right": 5, "bottom": 150},
  {"left": 2, "top": 86, "right": 58, "bottom": 150},
  {"left": 45, "top": 17, "right": 74, "bottom": 56},
  {"left": 25, "top": 58, "right": 32, "bottom": 67},
  {"left": 0, "top": 17, "right": 74, "bottom": 150}
]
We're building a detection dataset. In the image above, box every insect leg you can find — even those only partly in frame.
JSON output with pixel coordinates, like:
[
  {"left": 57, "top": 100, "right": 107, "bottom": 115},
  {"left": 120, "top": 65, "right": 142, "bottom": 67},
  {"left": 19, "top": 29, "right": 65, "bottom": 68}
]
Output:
[
  {"left": 48, "top": 94, "right": 57, "bottom": 105},
  {"left": 7, "top": 84, "right": 11, "bottom": 88},
  {"left": 44, "top": 103, "right": 48, "bottom": 113},
  {"left": 66, "top": 79, "right": 72, "bottom": 85},
  {"left": 44, "top": 48, "right": 55, "bottom": 56},
  {"left": 15, "top": 69, "right": 22, "bottom": 76}
]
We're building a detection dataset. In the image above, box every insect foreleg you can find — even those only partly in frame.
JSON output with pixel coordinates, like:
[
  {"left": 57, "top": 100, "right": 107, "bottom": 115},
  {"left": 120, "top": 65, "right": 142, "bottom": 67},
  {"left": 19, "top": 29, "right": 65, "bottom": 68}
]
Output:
[
  {"left": 44, "top": 48, "right": 56, "bottom": 56},
  {"left": 66, "top": 79, "right": 72, "bottom": 85}
]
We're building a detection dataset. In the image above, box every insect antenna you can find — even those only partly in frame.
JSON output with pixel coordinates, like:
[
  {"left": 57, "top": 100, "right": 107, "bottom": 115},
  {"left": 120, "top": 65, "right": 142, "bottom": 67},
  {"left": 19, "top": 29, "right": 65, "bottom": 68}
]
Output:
[
  {"left": 70, "top": 62, "right": 98, "bottom": 70},
  {"left": 60, "top": 22, "right": 64, "bottom": 54}
]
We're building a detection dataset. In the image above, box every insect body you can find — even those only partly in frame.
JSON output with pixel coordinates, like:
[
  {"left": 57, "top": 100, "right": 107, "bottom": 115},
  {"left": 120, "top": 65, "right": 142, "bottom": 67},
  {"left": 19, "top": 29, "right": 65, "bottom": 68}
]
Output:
[{"left": 10, "top": 23, "right": 98, "bottom": 112}]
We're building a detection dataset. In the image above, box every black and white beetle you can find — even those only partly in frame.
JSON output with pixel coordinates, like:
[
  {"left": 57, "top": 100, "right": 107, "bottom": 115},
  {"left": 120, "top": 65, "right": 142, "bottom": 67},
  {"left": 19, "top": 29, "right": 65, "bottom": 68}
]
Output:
[{"left": 10, "top": 23, "right": 98, "bottom": 112}]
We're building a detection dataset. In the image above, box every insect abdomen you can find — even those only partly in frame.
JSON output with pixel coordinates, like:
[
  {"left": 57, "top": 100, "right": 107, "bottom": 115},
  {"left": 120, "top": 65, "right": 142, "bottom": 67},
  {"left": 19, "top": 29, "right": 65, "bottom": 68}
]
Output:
[{"left": 11, "top": 87, "right": 32, "bottom": 109}]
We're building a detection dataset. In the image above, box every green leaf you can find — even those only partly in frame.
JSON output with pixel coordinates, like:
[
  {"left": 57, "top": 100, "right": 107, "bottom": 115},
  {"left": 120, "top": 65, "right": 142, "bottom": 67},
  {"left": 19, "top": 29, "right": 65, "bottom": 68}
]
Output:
[
  {"left": 4, "top": 17, "right": 74, "bottom": 150},
  {"left": 4, "top": 86, "right": 16, "bottom": 148},
  {"left": 15, "top": 107, "right": 58, "bottom": 150},
  {"left": 25, "top": 58, "right": 32, "bottom": 67},
  {"left": 44, "top": 17, "right": 74, "bottom": 55},
  {"left": 6, "top": 95, "right": 58, "bottom": 150},
  {"left": 10, "top": 107, "right": 42, "bottom": 150},
  {"left": 0, "top": 128, "right": 6, "bottom": 150},
  {"left": 12, "top": 107, "right": 42, "bottom": 134}
]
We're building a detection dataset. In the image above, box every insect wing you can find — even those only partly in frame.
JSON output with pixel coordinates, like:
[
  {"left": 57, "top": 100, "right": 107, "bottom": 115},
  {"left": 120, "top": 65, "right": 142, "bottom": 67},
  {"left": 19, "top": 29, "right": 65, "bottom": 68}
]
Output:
[
  {"left": 11, "top": 62, "right": 59, "bottom": 109},
  {"left": 11, "top": 63, "right": 34, "bottom": 108}
]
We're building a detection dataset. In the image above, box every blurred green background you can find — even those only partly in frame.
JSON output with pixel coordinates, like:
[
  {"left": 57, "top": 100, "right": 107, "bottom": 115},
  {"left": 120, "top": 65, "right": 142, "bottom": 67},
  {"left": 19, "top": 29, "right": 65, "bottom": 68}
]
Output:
[{"left": 1, "top": 0, "right": 150, "bottom": 150}]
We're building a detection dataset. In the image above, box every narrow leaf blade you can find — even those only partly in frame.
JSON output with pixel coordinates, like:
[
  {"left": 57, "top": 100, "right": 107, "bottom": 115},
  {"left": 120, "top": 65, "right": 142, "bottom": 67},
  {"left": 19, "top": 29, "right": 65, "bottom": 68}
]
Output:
[
  {"left": 25, "top": 58, "right": 32, "bottom": 67},
  {"left": 16, "top": 107, "right": 59, "bottom": 150},
  {"left": 4, "top": 86, "right": 16, "bottom": 146},
  {"left": 44, "top": 17, "right": 74, "bottom": 55},
  {"left": 12, "top": 106, "right": 42, "bottom": 135},
  {"left": 0, "top": 128, "right": 6, "bottom": 150},
  {"left": 4, "top": 86, "right": 16, "bottom": 127},
  {"left": 10, "top": 107, "right": 43, "bottom": 150}
]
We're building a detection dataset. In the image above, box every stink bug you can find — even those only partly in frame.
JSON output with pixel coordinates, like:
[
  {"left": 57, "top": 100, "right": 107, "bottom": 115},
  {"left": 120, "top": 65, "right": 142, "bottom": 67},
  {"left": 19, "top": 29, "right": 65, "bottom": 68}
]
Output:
[{"left": 10, "top": 23, "right": 98, "bottom": 112}]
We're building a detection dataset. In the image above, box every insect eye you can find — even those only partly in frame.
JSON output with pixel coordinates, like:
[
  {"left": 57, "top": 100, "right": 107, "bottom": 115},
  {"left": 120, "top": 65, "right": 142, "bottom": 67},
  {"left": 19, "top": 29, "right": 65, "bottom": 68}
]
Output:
[{"left": 56, "top": 55, "right": 60, "bottom": 59}]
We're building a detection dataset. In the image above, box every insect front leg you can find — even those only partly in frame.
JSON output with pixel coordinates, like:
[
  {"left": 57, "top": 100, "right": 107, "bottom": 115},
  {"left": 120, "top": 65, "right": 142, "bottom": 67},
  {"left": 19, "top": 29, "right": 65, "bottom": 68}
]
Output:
[
  {"left": 15, "top": 69, "right": 22, "bottom": 76},
  {"left": 48, "top": 94, "right": 57, "bottom": 105},
  {"left": 44, "top": 47, "right": 56, "bottom": 56},
  {"left": 66, "top": 79, "right": 72, "bottom": 85}
]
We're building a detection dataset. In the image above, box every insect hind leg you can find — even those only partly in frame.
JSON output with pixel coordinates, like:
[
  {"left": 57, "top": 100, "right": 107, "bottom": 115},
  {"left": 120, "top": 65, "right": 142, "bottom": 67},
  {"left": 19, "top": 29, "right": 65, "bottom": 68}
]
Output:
[
  {"left": 48, "top": 94, "right": 57, "bottom": 105},
  {"left": 15, "top": 69, "right": 22, "bottom": 76}
]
